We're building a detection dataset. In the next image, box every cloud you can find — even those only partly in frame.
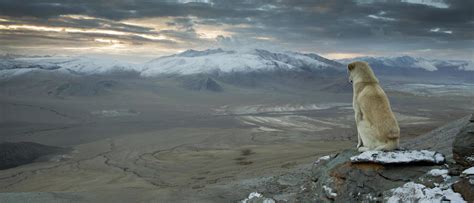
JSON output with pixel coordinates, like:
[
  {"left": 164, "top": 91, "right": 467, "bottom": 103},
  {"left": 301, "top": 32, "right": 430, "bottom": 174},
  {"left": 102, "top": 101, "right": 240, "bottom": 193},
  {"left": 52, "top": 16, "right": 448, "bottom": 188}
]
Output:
[
  {"left": 430, "top": 27, "right": 453, "bottom": 34},
  {"left": 0, "top": 0, "right": 472, "bottom": 60},
  {"left": 401, "top": 0, "right": 449, "bottom": 9}
]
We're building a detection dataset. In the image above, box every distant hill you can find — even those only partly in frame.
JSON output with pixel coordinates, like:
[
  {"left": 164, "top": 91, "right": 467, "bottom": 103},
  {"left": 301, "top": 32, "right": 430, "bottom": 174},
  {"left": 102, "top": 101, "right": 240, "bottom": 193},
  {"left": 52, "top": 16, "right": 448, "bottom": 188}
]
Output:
[{"left": 0, "top": 142, "right": 67, "bottom": 170}]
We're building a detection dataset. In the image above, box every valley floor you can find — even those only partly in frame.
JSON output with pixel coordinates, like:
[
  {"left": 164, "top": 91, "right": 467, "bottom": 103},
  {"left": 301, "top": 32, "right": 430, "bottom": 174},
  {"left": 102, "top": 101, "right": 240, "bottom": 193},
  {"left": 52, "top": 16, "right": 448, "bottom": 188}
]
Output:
[{"left": 0, "top": 77, "right": 472, "bottom": 202}]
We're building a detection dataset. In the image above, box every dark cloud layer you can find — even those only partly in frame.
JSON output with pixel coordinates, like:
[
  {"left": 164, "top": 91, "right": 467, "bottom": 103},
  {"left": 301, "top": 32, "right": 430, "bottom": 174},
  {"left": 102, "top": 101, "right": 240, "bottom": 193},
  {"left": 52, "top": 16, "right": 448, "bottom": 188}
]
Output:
[{"left": 0, "top": 0, "right": 472, "bottom": 59}]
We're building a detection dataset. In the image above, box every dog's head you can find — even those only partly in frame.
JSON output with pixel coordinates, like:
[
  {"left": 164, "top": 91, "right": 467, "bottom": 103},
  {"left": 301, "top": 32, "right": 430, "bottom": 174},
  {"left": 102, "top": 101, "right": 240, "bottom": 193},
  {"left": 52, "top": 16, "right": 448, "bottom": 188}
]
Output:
[{"left": 347, "top": 61, "right": 378, "bottom": 84}]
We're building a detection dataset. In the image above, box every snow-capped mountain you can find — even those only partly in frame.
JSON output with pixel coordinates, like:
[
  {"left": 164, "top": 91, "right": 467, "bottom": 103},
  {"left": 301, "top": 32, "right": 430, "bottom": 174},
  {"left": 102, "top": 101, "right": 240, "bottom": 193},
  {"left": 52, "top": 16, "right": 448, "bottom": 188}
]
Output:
[
  {"left": 338, "top": 56, "right": 473, "bottom": 72},
  {"left": 1, "top": 49, "right": 472, "bottom": 81},
  {"left": 141, "top": 48, "right": 343, "bottom": 76},
  {"left": 0, "top": 49, "right": 344, "bottom": 78}
]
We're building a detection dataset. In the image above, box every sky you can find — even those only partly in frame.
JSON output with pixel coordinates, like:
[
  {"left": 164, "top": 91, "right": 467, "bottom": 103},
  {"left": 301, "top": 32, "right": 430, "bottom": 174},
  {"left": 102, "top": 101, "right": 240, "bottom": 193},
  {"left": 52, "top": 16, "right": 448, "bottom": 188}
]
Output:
[{"left": 0, "top": 0, "right": 472, "bottom": 61}]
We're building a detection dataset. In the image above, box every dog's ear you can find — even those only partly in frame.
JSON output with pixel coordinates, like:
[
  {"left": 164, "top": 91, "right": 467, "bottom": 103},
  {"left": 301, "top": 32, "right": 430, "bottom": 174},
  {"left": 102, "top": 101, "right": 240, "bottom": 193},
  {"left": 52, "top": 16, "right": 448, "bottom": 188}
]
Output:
[{"left": 348, "top": 63, "right": 355, "bottom": 71}]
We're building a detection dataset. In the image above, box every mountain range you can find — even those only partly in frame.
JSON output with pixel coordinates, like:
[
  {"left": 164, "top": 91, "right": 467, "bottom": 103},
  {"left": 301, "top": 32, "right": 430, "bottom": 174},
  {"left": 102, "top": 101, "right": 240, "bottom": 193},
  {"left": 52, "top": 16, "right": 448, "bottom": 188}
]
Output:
[
  {"left": 1, "top": 48, "right": 472, "bottom": 78},
  {"left": 1, "top": 49, "right": 472, "bottom": 92}
]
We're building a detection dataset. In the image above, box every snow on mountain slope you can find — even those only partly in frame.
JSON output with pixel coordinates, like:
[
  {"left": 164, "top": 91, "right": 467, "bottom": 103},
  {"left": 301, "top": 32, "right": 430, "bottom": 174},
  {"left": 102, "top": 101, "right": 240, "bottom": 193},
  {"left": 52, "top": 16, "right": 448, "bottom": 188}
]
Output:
[
  {"left": 338, "top": 56, "right": 473, "bottom": 71},
  {"left": 0, "top": 49, "right": 342, "bottom": 78},
  {"left": 1, "top": 50, "right": 472, "bottom": 80},
  {"left": 0, "top": 55, "right": 137, "bottom": 78},
  {"left": 141, "top": 48, "right": 341, "bottom": 76},
  {"left": 54, "top": 56, "right": 137, "bottom": 74}
]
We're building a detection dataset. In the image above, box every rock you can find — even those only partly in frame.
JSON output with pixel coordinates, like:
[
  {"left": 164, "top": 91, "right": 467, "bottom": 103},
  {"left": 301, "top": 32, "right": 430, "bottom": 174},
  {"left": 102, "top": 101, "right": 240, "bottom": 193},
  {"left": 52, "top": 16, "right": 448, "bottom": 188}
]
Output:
[
  {"left": 350, "top": 150, "right": 445, "bottom": 165},
  {"left": 237, "top": 115, "right": 473, "bottom": 203},
  {"left": 453, "top": 114, "right": 474, "bottom": 168},
  {"left": 452, "top": 178, "right": 474, "bottom": 202},
  {"left": 295, "top": 149, "right": 461, "bottom": 202},
  {"left": 296, "top": 150, "right": 436, "bottom": 202},
  {"left": 417, "top": 169, "right": 451, "bottom": 188},
  {"left": 452, "top": 167, "right": 474, "bottom": 202},
  {"left": 384, "top": 182, "right": 465, "bottom": 203}
]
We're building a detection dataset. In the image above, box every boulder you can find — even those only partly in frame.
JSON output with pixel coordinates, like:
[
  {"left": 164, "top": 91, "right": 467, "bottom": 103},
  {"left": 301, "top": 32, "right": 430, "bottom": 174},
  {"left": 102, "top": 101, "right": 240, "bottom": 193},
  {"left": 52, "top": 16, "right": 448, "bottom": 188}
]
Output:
[
  {"left": 453, "top": 114, "right": 474, "bottom": 168},
  {"left": 452, "top": 167, "right": 474, "bottom": 202}
]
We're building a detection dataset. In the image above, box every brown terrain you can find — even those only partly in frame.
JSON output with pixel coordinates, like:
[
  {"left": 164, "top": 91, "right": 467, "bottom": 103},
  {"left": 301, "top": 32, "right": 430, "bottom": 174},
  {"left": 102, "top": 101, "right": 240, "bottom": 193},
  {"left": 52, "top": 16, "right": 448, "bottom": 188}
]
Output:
[{"left": 0, "top": 73, "right": 472, "bottom": 202}]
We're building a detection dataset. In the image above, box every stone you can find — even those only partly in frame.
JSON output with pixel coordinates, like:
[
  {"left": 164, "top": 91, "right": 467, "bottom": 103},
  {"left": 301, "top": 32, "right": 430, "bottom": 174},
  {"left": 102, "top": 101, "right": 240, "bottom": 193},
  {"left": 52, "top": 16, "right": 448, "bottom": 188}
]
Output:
[
  {"left": 384, "top": 182, "right": 465, "bottom": 203},
  {"left": 453, "top": 114, "right": 474, "bottom": 167},
  {"left": 452, "top": 178, "right": 474, "bottom": 202},
  {"left": 452, "top": 168, "right": 474, "bottom": 202}
]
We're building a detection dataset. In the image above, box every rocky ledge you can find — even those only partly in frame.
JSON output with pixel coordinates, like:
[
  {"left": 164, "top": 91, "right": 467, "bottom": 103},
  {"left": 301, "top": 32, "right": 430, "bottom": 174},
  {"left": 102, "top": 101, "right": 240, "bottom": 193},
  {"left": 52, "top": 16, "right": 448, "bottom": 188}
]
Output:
[
  {"left": 241, "top": 114, "right": 473, "bottom": 203},
  {"left": 350, "top": 150, "right": 445, "bottom": 164},
  {"left": 295, "top": 149, "right": 462, "bottom": 202}
]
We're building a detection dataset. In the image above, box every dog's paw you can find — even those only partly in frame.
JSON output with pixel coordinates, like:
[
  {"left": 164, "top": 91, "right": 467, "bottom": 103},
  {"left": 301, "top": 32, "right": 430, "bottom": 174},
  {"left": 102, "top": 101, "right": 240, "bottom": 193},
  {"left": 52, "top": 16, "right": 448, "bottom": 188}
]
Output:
[{"left": 357, "top": 147, "right": 370, "bottom": 152}]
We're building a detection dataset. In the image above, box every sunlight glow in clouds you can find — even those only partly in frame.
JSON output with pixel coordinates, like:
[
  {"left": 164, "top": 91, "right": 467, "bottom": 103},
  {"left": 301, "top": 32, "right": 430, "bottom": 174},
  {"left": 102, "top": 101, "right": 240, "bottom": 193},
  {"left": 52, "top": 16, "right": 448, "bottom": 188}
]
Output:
[
  {"left": 59, "top": 15, "right": 97, "bottom": 20},
  {"left": 94, "top": 38, "right": 122, "bottom": 44},
  {"left": 0, "top": 24, "right": 173, "bottom": 41},
  {"left": 321, "top": 53, "right": 367, "bottom": 60},
  {"left": 195, "top": 25, "right": 234, "bottom": 39}
]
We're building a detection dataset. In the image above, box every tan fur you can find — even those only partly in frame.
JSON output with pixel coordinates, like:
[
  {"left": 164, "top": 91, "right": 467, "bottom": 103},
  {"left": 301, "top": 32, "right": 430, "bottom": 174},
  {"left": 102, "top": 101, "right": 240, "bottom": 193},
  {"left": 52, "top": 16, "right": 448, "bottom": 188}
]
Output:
[{"left": 348, "top": 61, "right": 400, "bottom": 152}]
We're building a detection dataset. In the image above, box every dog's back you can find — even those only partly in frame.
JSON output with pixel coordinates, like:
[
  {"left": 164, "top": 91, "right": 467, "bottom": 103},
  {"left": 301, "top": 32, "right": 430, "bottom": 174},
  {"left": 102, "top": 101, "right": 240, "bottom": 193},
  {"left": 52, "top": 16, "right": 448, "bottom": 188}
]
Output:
[{"left": 358, "top": 83, "right": 400, "bottom": 140}]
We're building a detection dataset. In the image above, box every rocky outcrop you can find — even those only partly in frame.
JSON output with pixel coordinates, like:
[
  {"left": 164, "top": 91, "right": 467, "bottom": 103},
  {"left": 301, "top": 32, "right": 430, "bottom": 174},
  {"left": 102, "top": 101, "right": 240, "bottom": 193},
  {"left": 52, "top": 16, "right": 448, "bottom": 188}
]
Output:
[
  {"left": 0, "top": 142, "right": 67, "bottom": 170},
  {"left": 295, "top": 149, "right": 454, "bottom": 202},
  {"left": 240, "top": 114, "right": 473, "bottom": 202},
  {"left": 453, "top": 114, "right": 474, "bottom": 168}
]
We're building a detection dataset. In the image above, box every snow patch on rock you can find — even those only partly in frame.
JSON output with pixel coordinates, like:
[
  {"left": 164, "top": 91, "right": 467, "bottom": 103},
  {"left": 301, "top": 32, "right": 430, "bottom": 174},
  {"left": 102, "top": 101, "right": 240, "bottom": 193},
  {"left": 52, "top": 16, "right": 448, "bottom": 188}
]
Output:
[
  {"left": 241, "top": 192, "right": 275, "bottom": 203},
  {"left": 386, "top": 182, "right": 465, "bottom": 203},
  {"left": 323, "top": 185, "right": 338, "bottom": 198},
  {"left": 462, "top": 167, "right": 474, "bottom": 175},
  {"left": 314, "top": 155, "right": 331, "bottom": 165},
  {"left": 428, "top": 169, "right": 449, "bottom": 180},
  {"left": 350, "top": 150, "right": 445, "bottom": 164}
]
